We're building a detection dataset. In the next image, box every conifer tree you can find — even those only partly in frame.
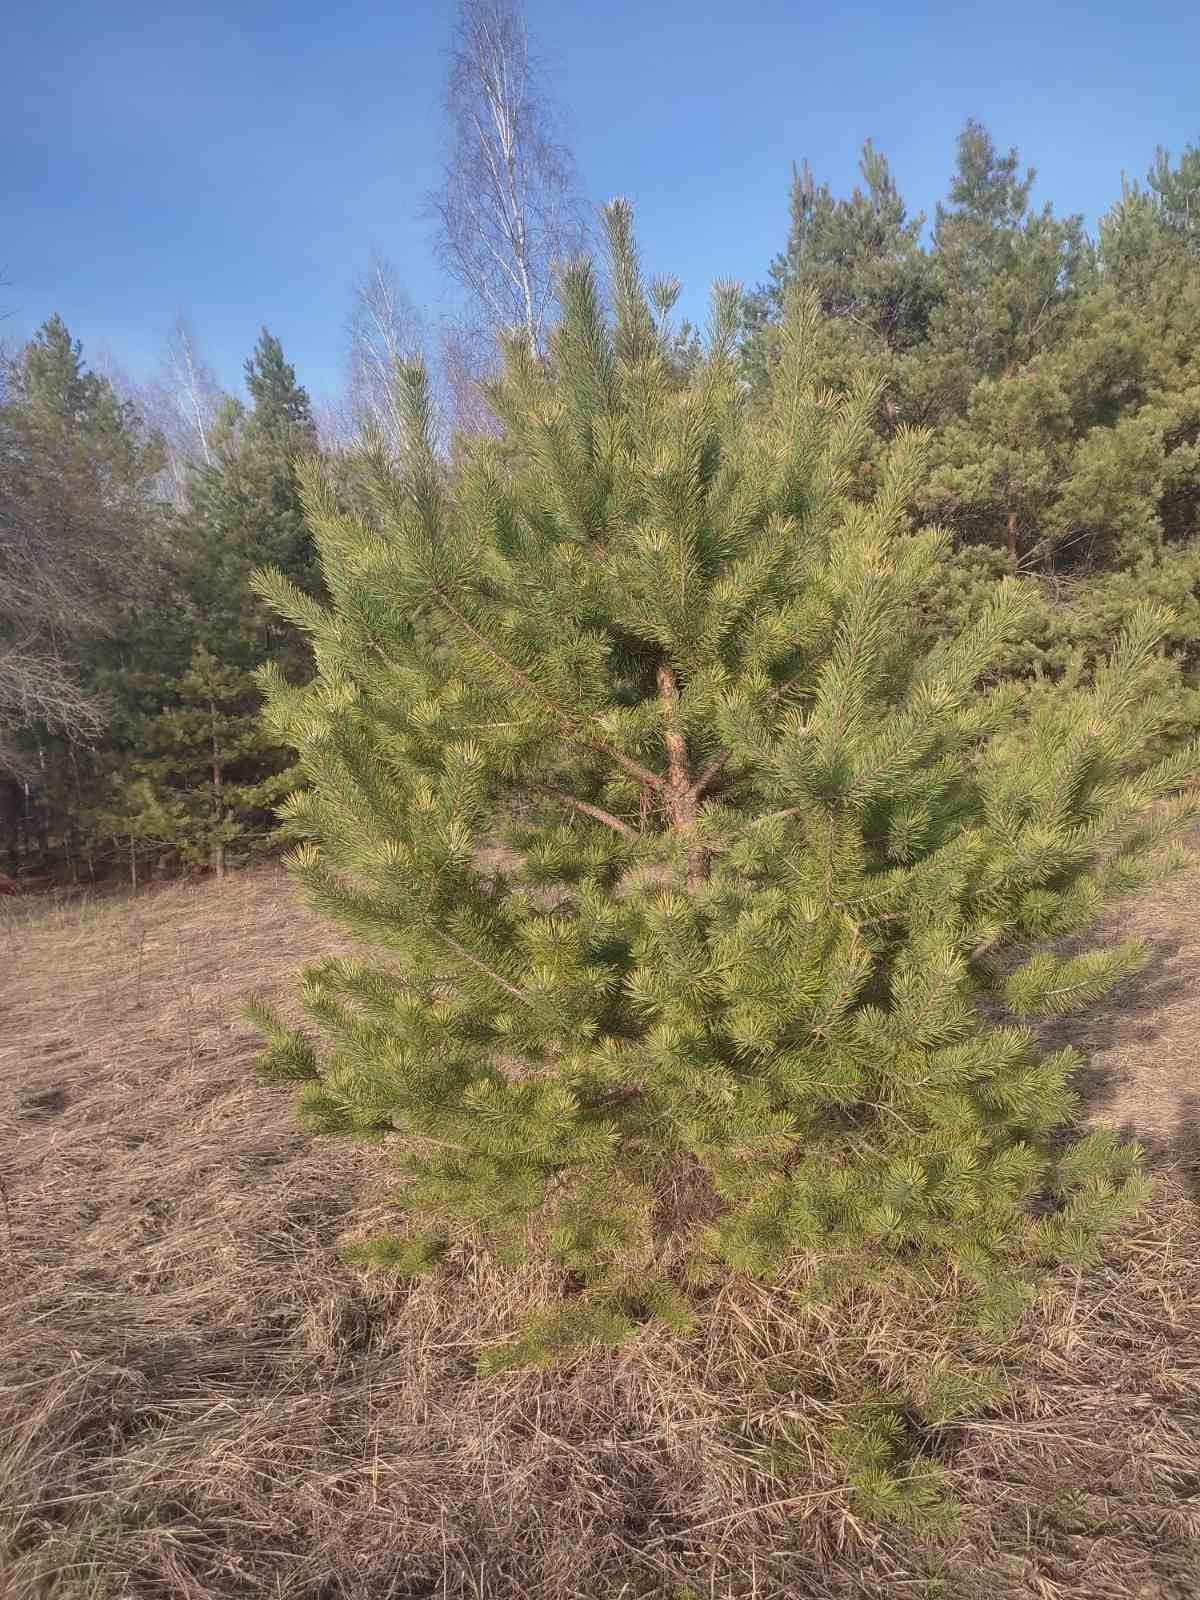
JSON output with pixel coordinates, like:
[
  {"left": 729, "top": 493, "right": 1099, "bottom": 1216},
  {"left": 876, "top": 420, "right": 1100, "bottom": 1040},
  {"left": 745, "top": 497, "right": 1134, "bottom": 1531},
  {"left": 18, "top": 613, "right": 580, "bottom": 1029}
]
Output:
[
  {"left": 252, "top": 204, "right": 1199, "bottom": 1366},
  {"left": 95, "top": 328, "right": 319, "bottom": 875},
  {"left": 747, "top": 141, "right": 934, "bottom": 355},
  {"left": 916, "top": 120, "right": 1091, "bottom": 421},
  {"left": 95, "top": 644, "right": 298, "bottom": 878}
]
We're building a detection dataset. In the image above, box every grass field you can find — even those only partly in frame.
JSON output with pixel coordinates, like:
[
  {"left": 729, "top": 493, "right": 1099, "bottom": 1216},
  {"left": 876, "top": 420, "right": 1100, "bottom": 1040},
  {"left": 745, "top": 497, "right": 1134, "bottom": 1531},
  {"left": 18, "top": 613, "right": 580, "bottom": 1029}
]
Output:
[{"left": 1, "top": 863, "right": 1199, "bottom": 1599}]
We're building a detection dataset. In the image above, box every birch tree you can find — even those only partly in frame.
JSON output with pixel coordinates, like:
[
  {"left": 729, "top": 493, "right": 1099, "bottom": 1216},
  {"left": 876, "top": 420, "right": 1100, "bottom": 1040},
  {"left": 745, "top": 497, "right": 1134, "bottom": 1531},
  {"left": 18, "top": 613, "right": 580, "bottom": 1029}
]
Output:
[
  {"left": 429, "top": 0, "right": 589, "bottom": 362},
  {"left": 140, "top": 311, "right": 224, "bottom": 504},
  {"left": 345, "top": 253, "right": 430, "bottom": 455}
]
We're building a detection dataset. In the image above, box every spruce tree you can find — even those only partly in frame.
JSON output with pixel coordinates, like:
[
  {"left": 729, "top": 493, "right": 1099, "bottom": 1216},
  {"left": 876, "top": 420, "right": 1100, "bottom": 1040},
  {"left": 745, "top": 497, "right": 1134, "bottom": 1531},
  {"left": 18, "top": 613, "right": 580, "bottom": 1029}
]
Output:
[{"left": 251, "top": 204, "right": 1200, "bottom": 1366}]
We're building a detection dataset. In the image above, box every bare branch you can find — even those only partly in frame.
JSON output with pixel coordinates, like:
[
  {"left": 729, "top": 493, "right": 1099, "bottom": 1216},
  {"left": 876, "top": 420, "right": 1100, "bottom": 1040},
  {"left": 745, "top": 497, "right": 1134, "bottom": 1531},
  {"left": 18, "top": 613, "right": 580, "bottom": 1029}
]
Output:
[
  {"left": 344, "top": 254, "right": 434, "bottom": 456},
  {"left": 111, "top": 311, "right": 224, "bottom": 505}
]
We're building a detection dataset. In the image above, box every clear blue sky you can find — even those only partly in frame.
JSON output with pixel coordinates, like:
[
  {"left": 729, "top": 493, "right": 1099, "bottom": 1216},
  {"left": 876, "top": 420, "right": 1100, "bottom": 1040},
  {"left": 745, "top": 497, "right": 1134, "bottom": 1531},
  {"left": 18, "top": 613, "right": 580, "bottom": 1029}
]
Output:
[{"left": 3, "top": 0, "right": 1197, "bottom": 406}]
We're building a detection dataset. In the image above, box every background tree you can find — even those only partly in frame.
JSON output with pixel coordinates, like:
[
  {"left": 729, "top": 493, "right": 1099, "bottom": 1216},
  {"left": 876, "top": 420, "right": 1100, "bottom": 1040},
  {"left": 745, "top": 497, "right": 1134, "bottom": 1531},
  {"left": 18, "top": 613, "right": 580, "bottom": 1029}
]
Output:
[
  {"left": 428, "top": 0, "right": 590, "bottom": 431},
  {"left": 144, "top": 311, "right": 225, "bottom": 504},
  {"left": 343, "top": 253, "right": 431, "bottom": 456},
  {"left": 746, "top": 141, "right": 935, "bottom": 360},
  {"left": 0, "top": 317, "right": 166, "bottom": 864},
  {"left": 95, "top": 644, "right": 298, "bottom": 881},
  {"left": 910, "top": 119, "right": 1091, "bottom": 424},
  {"left": 71, "top": 328, "right": 320, "bottom": 880}
]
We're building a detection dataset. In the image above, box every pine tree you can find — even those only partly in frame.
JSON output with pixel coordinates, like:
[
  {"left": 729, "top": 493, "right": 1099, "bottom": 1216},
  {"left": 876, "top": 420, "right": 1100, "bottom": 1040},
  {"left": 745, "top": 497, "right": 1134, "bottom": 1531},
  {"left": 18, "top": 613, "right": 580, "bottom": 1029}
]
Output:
[
  {"left": 912, "top": 120, "right": 1091, "bottom": 423},
  {"left": 748, "top": 142, "right": 934, "bottom": 354},
  {"left": 93, "top": 328, "right": 320, "bottom": 877},
  {"left": 184, "top": 329, "right": 322, "bottom": 648},
  {"left": 251, "top": 204, "right": 1200, "bottom": 1367},
  {"left": 95, "top": 644, "right": 299, "bottom": 879},
  {"left": 921, "top": 295, "right": 1166, "bottom": 572}
]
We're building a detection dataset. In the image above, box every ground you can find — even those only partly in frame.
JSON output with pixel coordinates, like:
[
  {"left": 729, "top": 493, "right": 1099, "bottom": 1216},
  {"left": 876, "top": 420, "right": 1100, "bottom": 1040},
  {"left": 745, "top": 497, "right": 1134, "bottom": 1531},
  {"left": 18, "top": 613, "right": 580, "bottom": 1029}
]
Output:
[{"left": 1, "top": 861, "right": 1198, "bottom": 1599}]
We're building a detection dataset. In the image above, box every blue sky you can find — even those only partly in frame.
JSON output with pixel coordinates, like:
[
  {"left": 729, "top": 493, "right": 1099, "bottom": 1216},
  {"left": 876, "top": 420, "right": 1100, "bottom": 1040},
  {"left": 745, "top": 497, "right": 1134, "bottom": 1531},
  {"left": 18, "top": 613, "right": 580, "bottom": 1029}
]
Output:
[{"left": 3, "top": 0, "right": 1197, "bottom": 406}]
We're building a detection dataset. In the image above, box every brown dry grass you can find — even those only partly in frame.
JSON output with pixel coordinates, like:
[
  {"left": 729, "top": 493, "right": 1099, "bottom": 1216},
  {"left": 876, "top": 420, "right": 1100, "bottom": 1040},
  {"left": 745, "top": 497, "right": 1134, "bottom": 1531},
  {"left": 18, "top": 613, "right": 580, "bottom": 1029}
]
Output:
[{"left": 1, "top": 865, "right": 1199, "bottom": 1599}]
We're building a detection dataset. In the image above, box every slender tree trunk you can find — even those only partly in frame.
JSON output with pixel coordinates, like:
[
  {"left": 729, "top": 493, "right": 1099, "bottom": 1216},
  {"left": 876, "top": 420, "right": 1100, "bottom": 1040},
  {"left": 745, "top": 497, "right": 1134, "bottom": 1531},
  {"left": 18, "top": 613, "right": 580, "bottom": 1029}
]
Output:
[
  {"left": 656, "top": 662, "right": 711, "bottom": 891},
  {"left": 0, "top": 779, "right": 20, "bottom": 877},
  {"left": 1006, "top": 510, "right": 1019, "bottom": 568},
  {"left": 210, "top": 700, "right": 225, "bottom": 882}
]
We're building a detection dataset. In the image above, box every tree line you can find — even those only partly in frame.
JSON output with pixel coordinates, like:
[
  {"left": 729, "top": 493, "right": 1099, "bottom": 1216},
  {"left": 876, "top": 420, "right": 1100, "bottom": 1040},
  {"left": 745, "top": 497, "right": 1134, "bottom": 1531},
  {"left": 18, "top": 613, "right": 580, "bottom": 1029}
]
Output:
[{"left": 1, "top": 0, "right": 1198, "bottom": 882}]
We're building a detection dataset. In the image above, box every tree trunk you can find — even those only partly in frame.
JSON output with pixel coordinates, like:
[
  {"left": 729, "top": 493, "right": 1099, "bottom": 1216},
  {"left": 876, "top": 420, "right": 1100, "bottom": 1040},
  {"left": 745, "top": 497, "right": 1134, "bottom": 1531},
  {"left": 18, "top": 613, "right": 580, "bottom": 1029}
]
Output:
[
  {"left": 655, "top": 662, "right": 711, "bottom": 891},
  {"left": 1006, "top": 510, "right": 1019, "bottom": 569},
  {"left": 0, "top": 779, "right": 20, "bottom": 877},
  {"left": 210, "top": 700, "right": 225, "bottom": 882}
]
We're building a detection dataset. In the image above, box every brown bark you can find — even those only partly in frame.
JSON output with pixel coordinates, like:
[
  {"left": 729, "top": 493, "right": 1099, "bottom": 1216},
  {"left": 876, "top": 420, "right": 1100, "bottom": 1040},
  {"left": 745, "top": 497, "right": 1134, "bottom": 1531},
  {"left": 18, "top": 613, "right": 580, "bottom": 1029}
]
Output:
[
  {"left": 523, "top": 783, "right": 639, "bottom": 839},
  {"left": 210, "top": 701, "right": 225, "bottom": 882},
  {"left": 656, "top": 662, "right": 691, "bottom": 797},
  {"left": 1006, "top": 510, "right": 1019, "bottom": 568},
  {"left": 656, "top": 662, "right": 710, "bottom": 891}
]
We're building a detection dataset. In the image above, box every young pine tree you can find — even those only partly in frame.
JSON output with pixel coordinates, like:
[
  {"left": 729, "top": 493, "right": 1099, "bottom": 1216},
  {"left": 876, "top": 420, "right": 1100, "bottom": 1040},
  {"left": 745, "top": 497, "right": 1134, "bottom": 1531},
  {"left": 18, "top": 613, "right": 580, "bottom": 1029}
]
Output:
[
  {"left": 251, "top": 204, "right": 1199, "bottom": 1367},
  {"left": 95, "top": 644, "right": 299, "bottom": 879}
]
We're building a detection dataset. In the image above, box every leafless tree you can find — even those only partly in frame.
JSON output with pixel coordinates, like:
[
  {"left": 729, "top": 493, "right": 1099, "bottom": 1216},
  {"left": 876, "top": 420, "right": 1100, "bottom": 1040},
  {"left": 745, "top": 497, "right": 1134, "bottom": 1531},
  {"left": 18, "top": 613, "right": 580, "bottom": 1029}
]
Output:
[
  {"left": 0, "top": 418, "right": 106, "bottom": 779},
  {"left": 161, "top": 310, "right": 220, "bottom": 462},
  {"left": 437, "top": 317, "right": 502, "bottom": 441},
  {"left": 344, "top": 253, "right": 432, "bottom": 454},
  {"left": 428, "top": 0, "right": 590, "bottom": 365},
  {"left": 0, "top": 332, "right": 157, "bottom": 781},
  {"left": 311, "top": 394, "right": 356, "bottom": 455},
  {"left": 116, "top": 312, "right": 224, "bottom": 505}
]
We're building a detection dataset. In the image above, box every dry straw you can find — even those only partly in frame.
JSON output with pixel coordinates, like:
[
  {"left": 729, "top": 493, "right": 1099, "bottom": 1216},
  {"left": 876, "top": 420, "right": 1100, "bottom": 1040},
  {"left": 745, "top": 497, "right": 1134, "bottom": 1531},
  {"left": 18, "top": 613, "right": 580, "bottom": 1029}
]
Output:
[{"left": 1, "top": 864, "right": 1198, "bottom": 1598}]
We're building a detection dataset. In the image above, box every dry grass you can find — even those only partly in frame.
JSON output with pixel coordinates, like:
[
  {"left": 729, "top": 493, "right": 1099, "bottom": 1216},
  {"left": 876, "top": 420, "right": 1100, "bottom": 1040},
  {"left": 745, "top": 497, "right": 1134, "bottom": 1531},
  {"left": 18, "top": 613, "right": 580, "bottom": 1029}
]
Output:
[{"left": 1, "top": 865, "right": 1199, "bottom": 1599}]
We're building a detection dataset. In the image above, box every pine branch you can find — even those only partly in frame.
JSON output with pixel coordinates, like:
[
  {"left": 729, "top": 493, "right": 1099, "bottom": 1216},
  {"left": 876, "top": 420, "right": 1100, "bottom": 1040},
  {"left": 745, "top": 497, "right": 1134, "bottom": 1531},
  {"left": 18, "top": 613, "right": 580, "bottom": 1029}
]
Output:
[
  {"left": 435, "top": 587, "right": 667, "bottom": 795},
  {"left": 433, "top": 929, "right": 531, "bottom": 1005},
  {"left": 692, "top": 747, "right": 731, "bottom": 799},
  {"left": 522, "top": 782, "right": 640, "bottom": 839}
]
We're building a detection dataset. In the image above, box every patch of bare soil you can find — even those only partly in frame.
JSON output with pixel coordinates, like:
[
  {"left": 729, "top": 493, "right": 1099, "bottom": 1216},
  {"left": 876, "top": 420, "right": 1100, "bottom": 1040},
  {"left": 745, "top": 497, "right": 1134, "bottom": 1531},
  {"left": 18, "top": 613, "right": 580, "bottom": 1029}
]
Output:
[
  {"left": 1, "top": 865, "right": 1198, "bottom": 1599},
  {"left": 1042, "top": 845, "right": 1200, "bottom": 1173}
]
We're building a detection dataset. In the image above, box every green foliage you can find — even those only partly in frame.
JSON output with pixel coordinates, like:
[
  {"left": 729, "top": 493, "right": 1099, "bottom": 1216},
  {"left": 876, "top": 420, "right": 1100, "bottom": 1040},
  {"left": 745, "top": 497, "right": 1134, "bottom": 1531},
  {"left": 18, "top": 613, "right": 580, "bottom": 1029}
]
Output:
[
  {"left": 825, "top": 1401, "right": 958, "bottom": 1530},
  {"left": 6, "top": 321, "right": 323, "bottom": 879},
  {"left": 746, "top": 140, "right": 935, "bottom": 354},
  {"left": 252, "top": 205, "right": 1198, "bottom": 1377},
  {"left": 745, "top": 122, "right": 1200, "bottom": 746},
  {"left": 0, "top": 317, "right": 166, "bottom": 756},
  {"left": 95, "top": 645, "right": 298, "bottom": 869},
  {"left": 243, "top": 996, "right": 320, "bottom": 1079},
  {"left": 340, "top": 1231, "right": 446, "bottom": 1276}
]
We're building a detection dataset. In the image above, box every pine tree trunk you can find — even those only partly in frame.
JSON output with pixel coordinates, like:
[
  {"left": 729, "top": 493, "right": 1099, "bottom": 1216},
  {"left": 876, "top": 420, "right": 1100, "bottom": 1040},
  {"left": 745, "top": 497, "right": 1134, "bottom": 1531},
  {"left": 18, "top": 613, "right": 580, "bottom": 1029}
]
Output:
[
  {"left": 0, "top": 779, "right": 20, "bottom": 878},
  {"left": 1006, "top": 510, "right": 1019, "bottom": 568},
  {"left": 210, "top": 700, "right": 225, "bottom": 882},
  {"left": 656, "top": 662, "right": 711, "bottom": 891}
]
